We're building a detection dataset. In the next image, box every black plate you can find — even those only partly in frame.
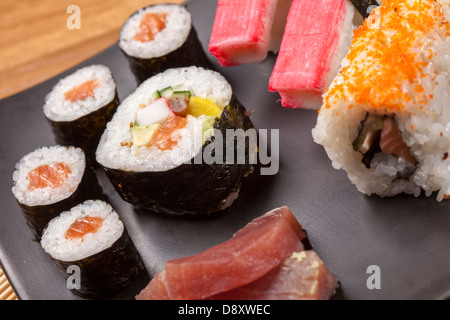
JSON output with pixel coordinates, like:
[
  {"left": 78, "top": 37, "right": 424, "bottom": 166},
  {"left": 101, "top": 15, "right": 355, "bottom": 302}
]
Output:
[{"left": 1, "top": 0, "right": 450, "bottom": 300}]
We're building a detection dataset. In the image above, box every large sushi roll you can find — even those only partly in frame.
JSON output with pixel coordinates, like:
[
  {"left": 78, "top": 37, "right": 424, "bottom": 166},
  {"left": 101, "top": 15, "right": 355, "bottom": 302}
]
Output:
[
  {"left": 96, "top": 66, "right": 255, "bottom": 215},
  {"left": 40, "top": 200, "right": 145, "bottom": 299},
  {"left": 312, "top": 0, "right": 450, "bottom": 200},
  {"left": 43, "top": 64, "right": 119, "bottom": 166},
  {"left": 119, "top": 4, "right": 212, "bottom": 84},
  {"left": 11, "top": 146, "right": 103, "bottom": 239}
]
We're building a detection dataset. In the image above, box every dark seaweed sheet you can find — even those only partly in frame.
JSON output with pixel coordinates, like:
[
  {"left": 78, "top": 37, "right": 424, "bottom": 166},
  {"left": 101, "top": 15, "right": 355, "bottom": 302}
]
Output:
[
  {"left": 51, "top": 228, "right": 145, "bottom": 299},
  {"left": 351, "top": 0, "right": 380, "bottom": 18}
]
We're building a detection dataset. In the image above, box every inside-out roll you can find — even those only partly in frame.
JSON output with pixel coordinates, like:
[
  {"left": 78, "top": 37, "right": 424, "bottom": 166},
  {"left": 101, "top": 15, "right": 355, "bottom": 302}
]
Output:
[
  {"left": 312, "top": 0, "right": 450, "bottom": 200},
  {"left": 96, "top": 66, "right": 254, "bottom": 215}
]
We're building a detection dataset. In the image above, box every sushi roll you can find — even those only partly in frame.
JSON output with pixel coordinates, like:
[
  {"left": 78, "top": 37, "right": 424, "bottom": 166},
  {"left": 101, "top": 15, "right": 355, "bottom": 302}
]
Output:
[
  {"left": 351, "top": 0, "right": 381, "bottom": 18},
  {"left": 312, "top": 0, "right": 450, "bottom": 200},
  {"left": 11, "top": 146, "right": 103, "bottom": 239},
  {"left": 43, "top": 65, "right": 119, "bottom": 167},
  {"left": 41, "top": 200, "right": 145, "bottom": 299},
  {"left": 96, "top": 66, "right": 255, "bottom": 215},
  {"left": 119, "top": 4, "right": 212, "bottom": 84},
  {"left": 268, "top": 0, "right": 354, "bottom": 109}
]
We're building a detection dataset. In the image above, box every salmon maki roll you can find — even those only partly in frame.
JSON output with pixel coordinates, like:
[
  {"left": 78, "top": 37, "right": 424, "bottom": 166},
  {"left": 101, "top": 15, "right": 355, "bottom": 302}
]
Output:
[
  {"left": 11, "top": 146, "right": 103, "bottom": 239},
  {"left": 313, "top": 0, "right": 450, "bottom": 200},
  {"left": 119, "top": 4, "right": 212, "bottom": 84},
  {"left": 43, "top": 65, "right": 119, "bottom": 167},
  {"left": 40, "top": 200, "right": 145, "bottom": 299}
]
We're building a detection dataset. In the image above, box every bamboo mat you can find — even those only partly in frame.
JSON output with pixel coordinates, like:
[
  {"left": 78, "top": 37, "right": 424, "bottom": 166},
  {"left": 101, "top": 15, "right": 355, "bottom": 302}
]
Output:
[{"left": 0, "top": 267, "right": 17, "bottom": 300}]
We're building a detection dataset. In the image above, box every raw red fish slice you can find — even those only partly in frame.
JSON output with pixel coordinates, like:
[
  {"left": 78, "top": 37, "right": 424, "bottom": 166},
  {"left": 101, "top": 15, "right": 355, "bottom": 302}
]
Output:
[
  {"left": 164, "top": 207, "right": 305, "bottom": 299},
  {"left": 65, "top": 216, "right": 104, "bottom": 240},
  {"left": 27, "top": 162, "right": 71, "bottom": 191},
  {"left": 136, "top": 206, "right": 306, "bottom": 300},
  {"left": 135, "top": 271, "right": 170, "bottom": 300},
  {"left": 268, "top": 0, "right": 353, "bottom": 109},
  {"left": 209, "top": 250, "right": 338, "bottom": 300},
  {"left": 208, "top": 0, "right": 278, "bottom": 66},
  {"left": 64, "top": 79, "right": 99, "bottom": 102}
]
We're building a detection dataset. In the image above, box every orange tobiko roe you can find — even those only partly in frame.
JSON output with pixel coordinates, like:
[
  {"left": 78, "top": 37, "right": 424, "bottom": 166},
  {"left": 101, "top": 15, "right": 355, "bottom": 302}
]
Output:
[
  {"left": 27, "top": 162, "right": 71, "bottom": 191},
  {"left": 323, "top": 0, "right": 450, "bottom": 113},
  {"left": 133, "top": 12, "right": 167, "bottom": 42},
  {"left": 64, "top": 79, "right": 99, "bottom": 102},
  {"left": 65, "top": 216, "right": 104, "bottom": 240}
]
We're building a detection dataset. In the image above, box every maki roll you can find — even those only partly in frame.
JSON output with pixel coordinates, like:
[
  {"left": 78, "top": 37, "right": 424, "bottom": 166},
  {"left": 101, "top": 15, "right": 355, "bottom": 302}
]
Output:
[
  {"left": 96, "top": 66, "right": 255, "bottom": 215},
  {"left": 312, "top": 0, "right": 450, "bottom": 200},
  {"left": 119, "top": 4, "right": 212, "bottom": 84},
  {"left": 40, "top": 200, "right": 145, "bottom": 299},
  {"left": 11, "top": 146, "right": 103, "bottom": 239},
  {"left": 43, "top": 64, "right": 119, "bottom": 166}
]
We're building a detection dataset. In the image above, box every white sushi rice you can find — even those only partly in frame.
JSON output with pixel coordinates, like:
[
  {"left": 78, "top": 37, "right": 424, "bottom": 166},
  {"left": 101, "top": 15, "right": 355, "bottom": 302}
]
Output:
[
  {"left": 312, "top": 1, "right": 450, "bottom": 200},
  {"left": 119, "top": 4, "right": 191, "bottom": 59},
  {"left": 41, "top": 200, "right": 124, "bottom": 262},
  {"left": 96, "top": 66, "right": 232, "bottom": 172},
  {"left": 43, "top": 65, "right": 116, "bottom": 122},
  {"left": 12, "top": 146, "right": 85, "bottom": 207}
]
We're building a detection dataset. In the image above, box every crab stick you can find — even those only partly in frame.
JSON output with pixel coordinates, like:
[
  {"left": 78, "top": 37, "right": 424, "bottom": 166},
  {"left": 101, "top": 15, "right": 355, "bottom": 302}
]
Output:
[
  {"left": 268, "top": 0, "right": 354, "bottom": 109},
  {"left": 209, "top": 0, "right": 278, "bottom": 67}
]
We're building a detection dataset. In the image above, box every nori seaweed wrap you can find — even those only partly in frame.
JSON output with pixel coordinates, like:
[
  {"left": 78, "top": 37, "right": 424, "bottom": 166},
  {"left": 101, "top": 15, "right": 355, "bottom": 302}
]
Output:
[
  {"left": 40, "top": 200, "right": 145, "bottom": 299},
  {"left": 11, "top": 146, "right": 104, "bottom": 239},
  {"left": 96, "top": 67, "right": 255, "bottom": 215},
  {"left": 351, "top": 0, "right": 381, "bottom": 18},
  {"left": 118, "top": 3, "right": 212, "bottom": 84},
  {"left": 43, "top": 65, "right": 119, "bottom": 167}
]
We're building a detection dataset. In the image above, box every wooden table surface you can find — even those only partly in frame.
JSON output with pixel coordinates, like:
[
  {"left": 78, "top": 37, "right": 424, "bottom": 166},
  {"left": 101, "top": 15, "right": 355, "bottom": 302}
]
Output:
[{"left": 0, "top": 0, "right": 185, "bottom": 300}]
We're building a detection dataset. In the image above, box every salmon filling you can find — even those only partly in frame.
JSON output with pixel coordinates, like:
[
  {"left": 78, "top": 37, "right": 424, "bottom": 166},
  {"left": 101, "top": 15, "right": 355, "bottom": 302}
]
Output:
[
  {"left": 151, "top": 115, "right": 188, "bottom": 151},
  {"left": 65, "top": 215, "right": 104, "bottom": 240},
  {"left": 133, "top": 13, "right": 167, "bottom": 42},
  {"left": 64, "top": 79, "right": 99, "bottom": 102},
  {"left": 353, "top": 113, "right": 417, "bottom": 178},
  {"left": 27, "top": 162, "right": 71, "bottom": 191}
]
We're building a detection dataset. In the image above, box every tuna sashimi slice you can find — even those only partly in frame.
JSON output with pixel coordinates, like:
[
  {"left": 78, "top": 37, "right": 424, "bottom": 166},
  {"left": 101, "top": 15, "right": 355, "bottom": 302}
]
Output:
[
  {"left": 208, "top": 0, "right": 278, "bottom": 67},
  {"left": 135, "top": 271, "right": 170, "bottom": 300},
  {"left": 268, "top": 0, "right": 354, "bottom": 109},
  {"left": 209, "top": 250, "right": 339, "bottom": 300},
  {"left": 136, "top": 206, "right": 306, "bottom": 300}
]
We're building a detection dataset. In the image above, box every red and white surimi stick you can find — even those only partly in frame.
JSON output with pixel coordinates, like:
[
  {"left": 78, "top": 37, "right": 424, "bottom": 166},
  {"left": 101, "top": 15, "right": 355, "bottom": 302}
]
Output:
[
  {"left": 269, "top": 0, "right": 354, "bottom": 109},
  {"left": 209, "top": 0, "right": 278, "bottom": 67}
]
